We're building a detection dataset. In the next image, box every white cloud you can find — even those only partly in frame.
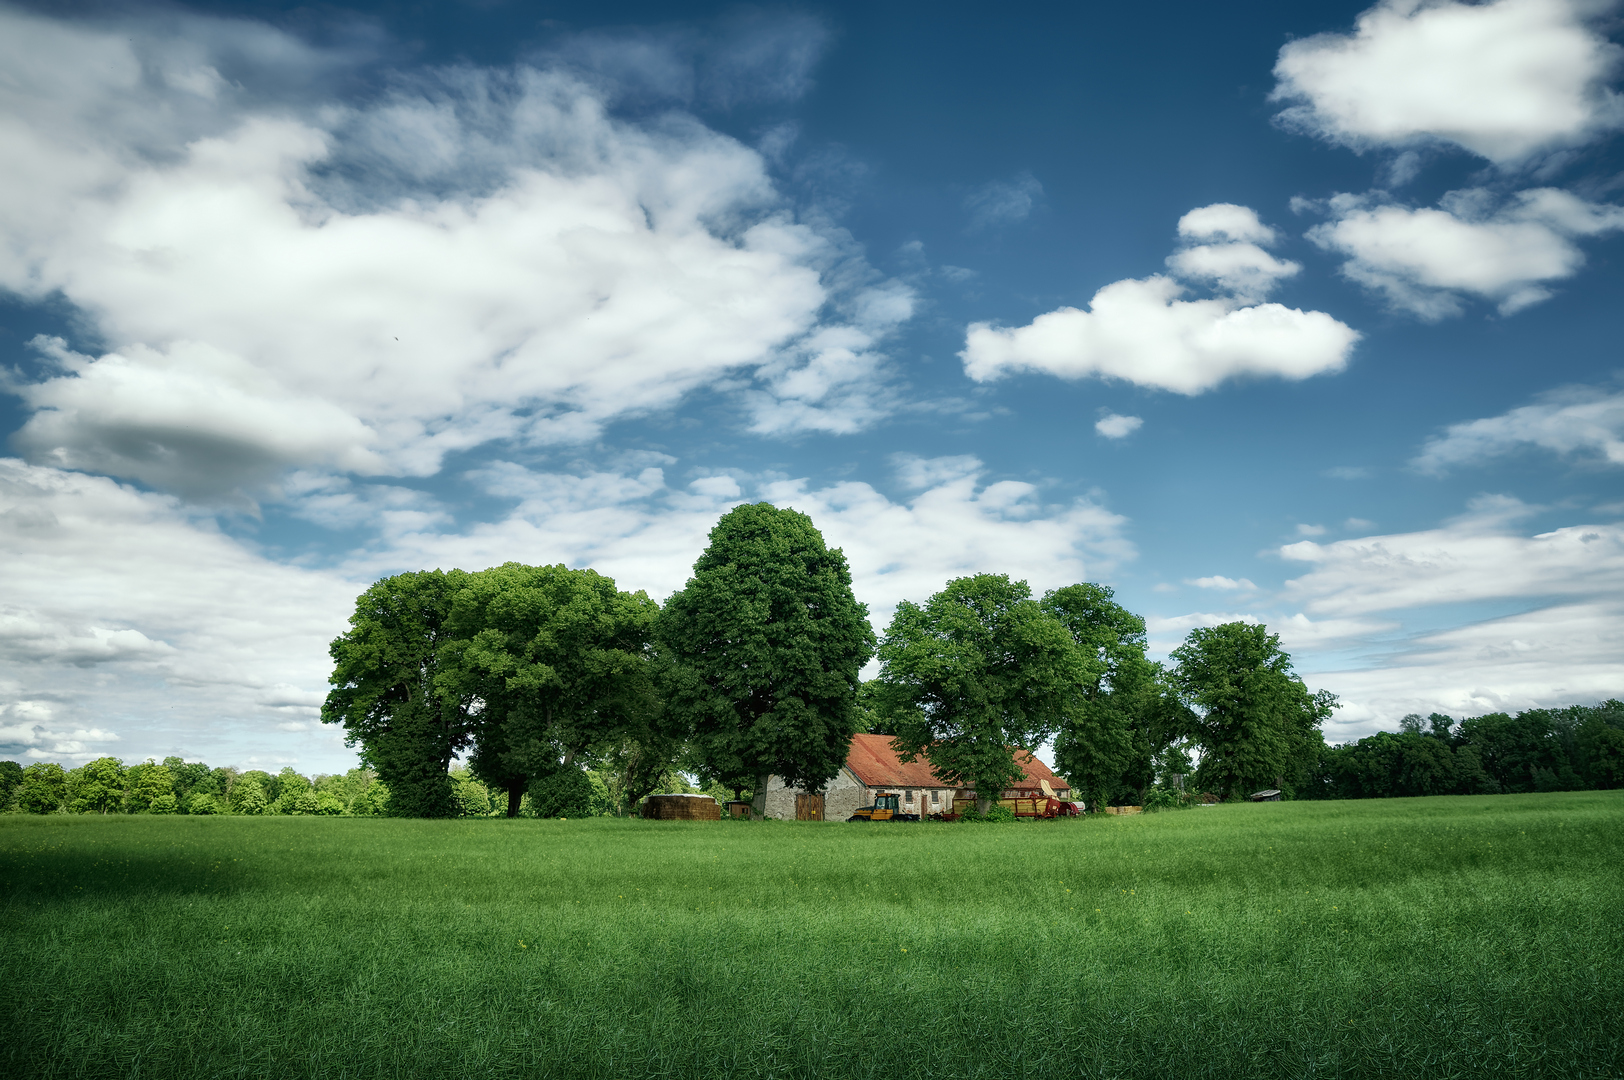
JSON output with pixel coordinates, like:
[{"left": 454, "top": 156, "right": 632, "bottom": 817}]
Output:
[
  {"left": 1272, "top": 0, "right": 1624, "bottom": 166},
  {"left": 1415, "top": 381, "right": 1624, "bottom": 472},
  {"left": 1308, "top": 187, "right": 1624, "bottom": 317},
  {"left": 1094, "top": 413, "right": 1143, "bottom": 439},
  {"left": 1280, "top": 497, "right": 1623, "bottom": 616},
  {"left": 0, "top": 7, "right": 911, "bottom": 503},
  {"left": 962, "top": 205, "right": 1359, "bottom": 394},
  {"left": 1186, "top": 575, "right": 1256, "bottom": 591},
  {"left": 1314, "top": 600, "right": 1624, "bottom": 737},
  {"left": 1296, "top": 523, "right": 1327, "bottom": 537},
  {"left": 1176, "top": 203, "right": 1279, "bottom": 244},
  {"left": 375, "top": 454, "right": 1136, "bottom": 626},
  {"left": 0, "top": 457, "right": 359, "bottom": 768},
  {"left": 964, "top": 172, "right": 1043, "bottom": 230}
]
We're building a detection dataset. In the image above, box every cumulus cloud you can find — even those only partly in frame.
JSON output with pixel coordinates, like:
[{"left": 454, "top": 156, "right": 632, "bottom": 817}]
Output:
[
  {"left": 964, "top": 172, "right": 1044, "bottom": 230},
  {"left": 1312, "top": 600, "right": 1624, "bottom": 736},
  {"left": 1186, "top": 575, "right": 1256, "bottom": 590},
  {"left": 1094, "top": 413, "right": 1143, "bottom": 439},
  {"left": 374, "top": 453, "right": 1136, "bottom": 625},
  {"left": 1415, "top": 381, "right": 1624, "bottom": 471},
  {"left": 962, "top": 204, "right": 1359, "bottom": 394},
  {"left": 0, "top": 457, "right": 359, "bottom": 767},
  {"left": 0, "top": 6, "right": 910, "bottom": 503},
  {"left": 1272, "top": 0, "right": 1624, "bottom": 166},
  {"left": 1136, "top": 499, "right": 1624, "bottom": 736},
  {"left": 1308, "top": 187, "right": 1624, "bottom": 317},
  {"left": 1280, "top": 496, "right": 1623, "bottom": 616}
]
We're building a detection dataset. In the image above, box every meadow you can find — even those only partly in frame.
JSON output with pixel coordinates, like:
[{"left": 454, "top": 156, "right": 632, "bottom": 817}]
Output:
[{"left": 2, "top": 793, "right": 1620, "bottom": 1079}]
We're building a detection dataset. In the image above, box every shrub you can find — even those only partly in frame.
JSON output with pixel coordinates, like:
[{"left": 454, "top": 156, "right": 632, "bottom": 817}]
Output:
[
  {"left": 185, "top": 792, "right": 221, "bottom": 815},
  {"left": 1142, "top": 787, "right": 1188, "bottom": 812},
  {"left": 147, "top": 793, "right": 179, "bottom": 814},
  {"left": 959, "top": 802, "right": 1016, "bottom": 823},
  {"left": 314, "top": 792, "right": 346, "bottom": 816},
  {"left": 529, "top": 768, "right": 592, "bottom": 818}
]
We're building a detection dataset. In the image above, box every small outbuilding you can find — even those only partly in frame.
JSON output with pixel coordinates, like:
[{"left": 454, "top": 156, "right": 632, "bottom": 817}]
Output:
[{"left": 1249, "top": 789, "right": 1282, "bottom": 802}]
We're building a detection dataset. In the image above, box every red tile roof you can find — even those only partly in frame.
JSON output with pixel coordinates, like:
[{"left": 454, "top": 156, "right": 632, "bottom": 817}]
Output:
[{"left": 844, "top": 733, "right": 1067, "bottom": 793}]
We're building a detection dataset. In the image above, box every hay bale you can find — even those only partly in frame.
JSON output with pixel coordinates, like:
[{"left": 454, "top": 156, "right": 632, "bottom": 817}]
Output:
[{"left": 640, "top": 794, "right": 721, "bottom": 821}]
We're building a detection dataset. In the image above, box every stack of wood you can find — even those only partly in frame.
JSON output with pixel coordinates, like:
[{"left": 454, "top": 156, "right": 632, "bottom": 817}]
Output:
[{"left": 640, "top": 794, "right": 721, "bottom": 821}]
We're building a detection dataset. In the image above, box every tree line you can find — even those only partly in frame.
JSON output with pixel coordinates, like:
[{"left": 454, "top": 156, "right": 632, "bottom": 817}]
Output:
[
  {"left": 312, "top": 502, "right": 1339, "bottom": 817},
  {"left": 0, "top": 755, "right": 726, "bottom": 817},
  {"left": 1303, "top": 703, "right": 1624, "bottom": 798}
]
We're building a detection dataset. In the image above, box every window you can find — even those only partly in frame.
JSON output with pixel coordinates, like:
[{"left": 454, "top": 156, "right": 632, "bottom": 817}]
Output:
[
  {"left": 931, "top": 790, "right": 940, "bottom": 803},
  {"left": 904, "top": 789, "right": 914, "bottom": 802}
]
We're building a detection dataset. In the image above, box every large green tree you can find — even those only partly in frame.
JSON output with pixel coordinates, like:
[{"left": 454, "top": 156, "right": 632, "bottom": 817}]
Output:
[
  {"left": 1044, "top": 583, "right": 1185, "bottom": 812},
  {"left": 875, "top": 574, "right": 1083, "bottom": 813},
  {"left": 68, "top": 757, "right": 126, "bottom": 814},
  {"left": 444, "top": 562, "right": 665, "bottom": 818},
  {"left": 16, "top": 761, "right": 66, "bottom": 814},
  {"left": 323, "top": 569, "right": 477, "bottom": 818},
  {"left": 1170, "top": 622, "right": 1336, "bottom": 799},
  {"left": 659, "top": 503, "right": 875, "bottom": 814}
]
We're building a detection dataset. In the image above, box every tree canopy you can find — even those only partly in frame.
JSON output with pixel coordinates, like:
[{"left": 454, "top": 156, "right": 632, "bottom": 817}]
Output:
[
  {"left": 658, "top": 503, "right": 874, "bottom": 811},
  {"left": 1045, "top": 583, "right": 1186, "bottom": 812},
  {"left": 443, "top": 562, "right": 662, "bottom": 818},
  {"left": 322, "top": 569, "right": 476, "bottom": 818},
  {"left": 1170, "top": 622, "right": 1336, "bottom": 799},
  {"left": 875, "top": 574, "right": 1083, "bottom": 812}
]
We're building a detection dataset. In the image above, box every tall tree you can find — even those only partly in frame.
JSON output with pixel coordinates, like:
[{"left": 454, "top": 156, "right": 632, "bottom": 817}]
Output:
[
  {"left": 323, "top": 569, "right": 477, "bottom": 818},
  {"left": 875, "top": 574, "right": 1082, "bottom": 813},
  {"left": 68, "top": 757, "right": 126, "bottom": 814},
  {"left": 1170, "top": 622, "right": 1336, "bottom": 799},
  {"left": 659, "top": 503, "right": 875, "bottom": 815},
  {"left": 444, "top": 562, "right": 664, "bottom": 818},
  {"left": 1043, "top": 583, "right": 1186, "bottom": 811},
  {"left": 16, "top": 762, "right": 66, "bottom": 814}
]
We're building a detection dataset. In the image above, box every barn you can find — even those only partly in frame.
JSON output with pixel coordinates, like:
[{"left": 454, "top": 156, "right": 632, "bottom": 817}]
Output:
[{"left": 760, "top": 734, "right": 1072, "bottom": 820}]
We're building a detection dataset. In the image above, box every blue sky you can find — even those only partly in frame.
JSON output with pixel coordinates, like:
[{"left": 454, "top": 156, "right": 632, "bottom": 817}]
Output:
[{"left": 3, "top": 0, "right": 1623, "bottom": 772}]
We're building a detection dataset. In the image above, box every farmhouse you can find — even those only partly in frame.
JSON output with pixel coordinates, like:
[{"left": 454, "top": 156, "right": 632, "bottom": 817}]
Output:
[{"left": 760, "top": 733, "right": 1072, "bottom": 820}]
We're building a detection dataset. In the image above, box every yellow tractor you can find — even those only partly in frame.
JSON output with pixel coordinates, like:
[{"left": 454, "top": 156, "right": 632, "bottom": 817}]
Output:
[{"left": 846, "top": 792, "right": 920, "bottom": 822}]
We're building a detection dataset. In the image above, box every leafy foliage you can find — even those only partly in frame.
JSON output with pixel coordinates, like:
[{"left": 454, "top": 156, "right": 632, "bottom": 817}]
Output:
[
  {"left": 323, "top": 570, "right": 477, "bottom": 818},
  {"left": 444, "top": 561, "right": 666, "bottom": 818},
  {"left": 659, "top": 503, "right": 874, "bottom": 807},
  {"left": 1170, "top": 622, "right": 1336, "bottom": 799},
  {"left": 875, "top": 574, "right": 1081, "bottom": 811},
  {"left": 1044, "top": 583, "right": 1188, "bottom": 812}
]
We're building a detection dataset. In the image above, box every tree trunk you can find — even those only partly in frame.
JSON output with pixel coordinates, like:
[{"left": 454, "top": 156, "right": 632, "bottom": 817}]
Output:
[
  {"left": 751, "top": 772, "right": 770, "bottom": 820},
  {"left": 977, "top": 795, "right": 991, "bottom": 815},
  {"left": 506, "top": 780, "right": 523, "bottom": 818}
]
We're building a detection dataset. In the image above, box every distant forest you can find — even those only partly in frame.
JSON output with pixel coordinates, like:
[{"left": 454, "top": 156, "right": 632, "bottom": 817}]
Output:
[
  {"left": 1301, "top": 700, "right": 1624, "bottom": 800},
  {"left": 0, "top": 757, "right": 726, "bottom": 818}
]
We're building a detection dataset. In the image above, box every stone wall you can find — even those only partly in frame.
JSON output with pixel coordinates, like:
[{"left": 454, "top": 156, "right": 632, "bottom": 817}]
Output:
[{"left": 761, "top": 767, "right": 870, "bottom": 821}]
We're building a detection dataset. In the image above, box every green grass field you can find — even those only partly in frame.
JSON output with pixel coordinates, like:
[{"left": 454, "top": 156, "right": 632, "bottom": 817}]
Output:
[{"left": 3, "top": 793, "right": 1621, "bottom": 1079}]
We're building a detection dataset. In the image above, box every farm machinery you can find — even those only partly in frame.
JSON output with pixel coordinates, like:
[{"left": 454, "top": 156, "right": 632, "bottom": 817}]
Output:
[
  {"left": 846, "top": 792, "right": 921, "bottom": 822},
  {"left": 946, "top": 780, "right": 1080, "bottom": 820}
]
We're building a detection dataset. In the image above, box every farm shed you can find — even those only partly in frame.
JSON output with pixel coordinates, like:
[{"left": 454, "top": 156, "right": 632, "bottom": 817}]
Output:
[{"left": 759, "top": 735, "right": 1071, "bottom": 821}]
